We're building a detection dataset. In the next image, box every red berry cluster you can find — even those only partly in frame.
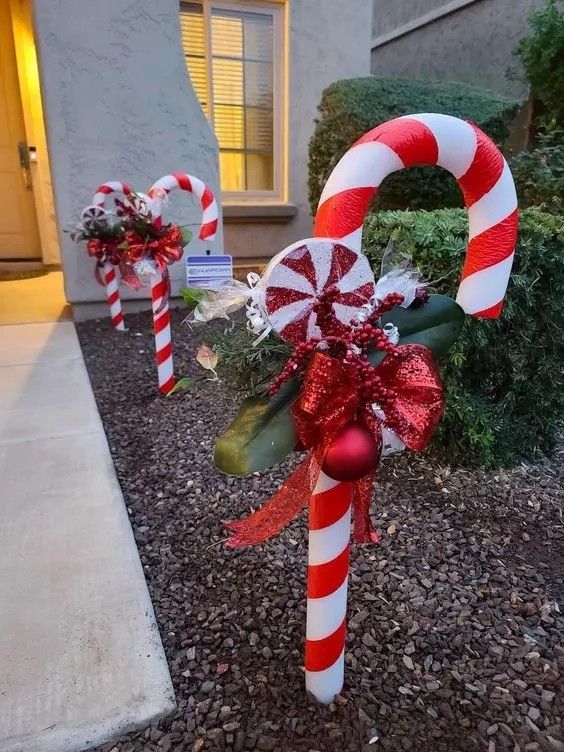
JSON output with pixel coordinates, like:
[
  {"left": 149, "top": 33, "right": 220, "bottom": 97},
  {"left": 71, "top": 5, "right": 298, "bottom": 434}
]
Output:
[
  {"left": 268, "top": 289, "right": 405, "bottom": 401},
  {"left": 268, "top": 339, "right": 319, "bottom": 395},
  {"left": 311, "top": 285, "right": 346, "bottom": 338}
]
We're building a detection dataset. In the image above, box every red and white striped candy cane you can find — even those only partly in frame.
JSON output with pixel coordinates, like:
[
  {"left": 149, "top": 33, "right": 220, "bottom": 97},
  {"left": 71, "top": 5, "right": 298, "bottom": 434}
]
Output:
[
  {"left": 92, "top": 181, "right": 132, "bottom": 331},
  {"left": 315, "top": 113, "right": 519, "bottom": 318},
  {"left": 148, "top": 172, "right": 218, "bottom": 395},
  {"left": 101, "top": 264, "right": 125, "bottom": 331},
  {"left": 302, "top": 114, "right": 518, "bottom": 702},
  {"left": 305, "top": 472, "right": 352, "bottom": 703},
  {"left": 261, "top": 238, "right": 373, "bottom": 702}
]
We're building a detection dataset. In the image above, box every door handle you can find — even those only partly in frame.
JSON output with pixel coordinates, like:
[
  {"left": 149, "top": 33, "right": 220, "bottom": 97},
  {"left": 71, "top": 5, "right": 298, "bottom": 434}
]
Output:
[{"left": 17, "top": 141, "right": 32, "bottom": 190}]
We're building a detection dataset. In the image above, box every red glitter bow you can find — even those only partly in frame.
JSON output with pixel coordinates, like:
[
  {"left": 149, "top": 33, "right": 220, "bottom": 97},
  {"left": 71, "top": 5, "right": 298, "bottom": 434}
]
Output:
[
  {"left": 123, "top": 225, "right": 183, "bottom": 275},
  {"left": 120, "top": 225, "right": 184, "bottom": 308},
  {"left": 226, "top": 345, "right": 444, "bottom": 547}
]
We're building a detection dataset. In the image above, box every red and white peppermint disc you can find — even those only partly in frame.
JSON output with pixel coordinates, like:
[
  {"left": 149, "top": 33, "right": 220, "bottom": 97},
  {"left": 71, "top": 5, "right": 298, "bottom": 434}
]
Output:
[{"left": 263, "top": 238, "right": 375, "bottom": 343}]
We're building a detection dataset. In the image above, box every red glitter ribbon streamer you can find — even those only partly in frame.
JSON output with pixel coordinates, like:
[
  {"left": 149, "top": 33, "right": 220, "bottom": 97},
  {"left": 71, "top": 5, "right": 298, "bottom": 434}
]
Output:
[
  {"left": 226, "top": 345, "right": 445, "bottom": 547},
  {"left": 87, "top": 238, "right": 124, "bottom": 285}
]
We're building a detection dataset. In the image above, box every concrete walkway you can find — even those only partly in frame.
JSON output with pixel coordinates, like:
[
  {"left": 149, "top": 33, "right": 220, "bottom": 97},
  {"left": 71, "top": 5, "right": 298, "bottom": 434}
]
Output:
[
  {"left": 0, "top": 322, "right": 175, "bottom": 752},
  {"left": 0, "top": 272, "right": 72, "bottom": 325}
]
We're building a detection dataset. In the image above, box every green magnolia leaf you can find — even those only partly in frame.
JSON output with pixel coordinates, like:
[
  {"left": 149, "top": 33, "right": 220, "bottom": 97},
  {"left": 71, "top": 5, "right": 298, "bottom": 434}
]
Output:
[
  {"left": 179, "top": 286, "right": 207, "bottom": 311},
  {"left": 180, "top": 227, "right": 193, "bottom": 246},
  {"left": 369, "top": 294, "right": 465, "bottom": 366},
  {"left": 215, "top": 294, "right": 465, "bottom": 474},
  {"left": 166, "top": 376, "right": 199, "bottom": 396},
  {"left": 214, "top": 377, "right": 299, "bottom": 475}
]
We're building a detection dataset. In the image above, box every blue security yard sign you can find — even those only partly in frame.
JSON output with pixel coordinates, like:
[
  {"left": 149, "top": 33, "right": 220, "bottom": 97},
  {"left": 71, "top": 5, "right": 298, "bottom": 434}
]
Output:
[{"left": 185, "top": 254, "right": 234, "bottom": 289}]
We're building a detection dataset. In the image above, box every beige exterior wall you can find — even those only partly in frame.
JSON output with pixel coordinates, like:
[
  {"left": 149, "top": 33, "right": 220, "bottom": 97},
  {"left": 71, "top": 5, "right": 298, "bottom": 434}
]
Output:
[
  {"left": 32, "top": 0, "right": 222, "bottom": 307},
  {"left": 371, "top": 0, "right": 546, "bottom": 99},
  {"left": 223, "top": 0, "right": 373, "bottom": 263},
  {"left": 32, "top": 0, "right": 371, "bottom": 311}
]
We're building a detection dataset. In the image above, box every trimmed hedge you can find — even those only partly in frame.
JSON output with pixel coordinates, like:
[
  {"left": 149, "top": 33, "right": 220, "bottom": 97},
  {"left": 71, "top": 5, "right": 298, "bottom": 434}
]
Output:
[
  {"left": 510, "top": 131, "right": 564, "bottom": 215},
  {"left": 308, "top": 76, "right": 519, "bottom": 214},
  {"left": 362, "top": 207, "right": 564, "bottom": 469}
]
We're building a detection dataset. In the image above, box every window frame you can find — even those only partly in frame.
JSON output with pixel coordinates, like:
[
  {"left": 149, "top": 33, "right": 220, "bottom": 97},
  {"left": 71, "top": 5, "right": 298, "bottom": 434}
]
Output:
[{"left": 181, "top": 0, "right": 286, "bottom": 203}]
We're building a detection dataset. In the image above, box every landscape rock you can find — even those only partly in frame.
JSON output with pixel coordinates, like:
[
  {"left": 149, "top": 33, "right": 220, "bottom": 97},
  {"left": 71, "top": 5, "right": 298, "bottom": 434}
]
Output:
[{"left": 78, "top": 311, "right": 564, "bottom": 752}]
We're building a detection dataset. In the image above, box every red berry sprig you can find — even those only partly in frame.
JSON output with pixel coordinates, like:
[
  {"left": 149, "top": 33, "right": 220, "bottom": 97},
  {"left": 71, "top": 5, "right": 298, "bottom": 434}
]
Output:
[
  {"left": 311, "top": 285, "right": 349, "bottom": 339},
  {"left": 268, "top": 291, "right": 406, "bottom": 399},
  {"left": 268, "top": 339, "right": 319, "bottom": 396}
]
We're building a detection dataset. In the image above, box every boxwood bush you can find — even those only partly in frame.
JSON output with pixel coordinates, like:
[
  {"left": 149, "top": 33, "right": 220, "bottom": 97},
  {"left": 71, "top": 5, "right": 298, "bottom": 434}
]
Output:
[
  {"left": 510, "top": 130, "right": 564, "bottom": 215},
  {"left": 362, "top": 208, "right": 564, "bottom": 468},
  {"left": 308, "top": 76, "right": 519, "bottom": 214}
]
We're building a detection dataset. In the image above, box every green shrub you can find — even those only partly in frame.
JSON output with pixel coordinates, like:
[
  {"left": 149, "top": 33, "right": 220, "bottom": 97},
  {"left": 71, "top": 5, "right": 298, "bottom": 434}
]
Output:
[
  {"left": 362, "top": 207, "right": 564, "bottom": 468},
  {"left": 510, "top": 130, "right": 564, "bottom": 214},
  {"left": 516, "top": 0, "right": 564, "bottom": 127},
  {"left": 308, "top": 77, "right": 519, "bottom": 214}
]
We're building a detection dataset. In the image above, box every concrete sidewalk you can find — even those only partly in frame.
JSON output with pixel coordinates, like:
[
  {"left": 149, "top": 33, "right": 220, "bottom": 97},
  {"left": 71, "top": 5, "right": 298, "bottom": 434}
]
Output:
[{"left": 0, "top": 322, "right": 175, "bottom": 752}]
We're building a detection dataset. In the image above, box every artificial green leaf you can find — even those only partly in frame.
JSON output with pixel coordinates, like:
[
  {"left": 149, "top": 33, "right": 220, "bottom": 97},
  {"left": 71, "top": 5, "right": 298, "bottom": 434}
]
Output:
[
  {"left": 214, "top": 377, "right": 299, "bottom": 475},
  {"left": 166, "top": 376, "right": 198, "bottom": 396},
  {"left": 179, "top": 286, "right": 207, "bottom": 311},
  {"left": 180, "top": 227, "right": 193, "bottom": 246},
  {"left": 369, "top": 294, "right": 465, "bottom": 366}
]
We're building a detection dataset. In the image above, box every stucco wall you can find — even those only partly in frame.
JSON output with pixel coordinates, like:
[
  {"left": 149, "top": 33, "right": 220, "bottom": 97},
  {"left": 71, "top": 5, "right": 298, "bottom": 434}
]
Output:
[
  {"left": 371, "top": 0, "right": 546, "bottom": 99},
  {"left": 372, "top": 0, "right": 443, "bottom": 37},
  {"left": 32, "top": 0, "right": 222, "bottom": 306},
  {"left": 224, "top": 0, "right": 372, "bottom": 262}
]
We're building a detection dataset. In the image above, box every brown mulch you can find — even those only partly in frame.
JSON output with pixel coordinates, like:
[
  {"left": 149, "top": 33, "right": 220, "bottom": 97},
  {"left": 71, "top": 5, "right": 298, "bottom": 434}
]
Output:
[{"left": 76, "top": 309, "right": 563, "bottom": 752}]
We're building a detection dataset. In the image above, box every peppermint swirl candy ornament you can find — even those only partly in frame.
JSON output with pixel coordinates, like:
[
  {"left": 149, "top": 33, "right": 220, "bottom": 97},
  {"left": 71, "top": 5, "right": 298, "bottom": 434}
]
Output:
[
  {"left": 263, "top": 238, "right": 375, "bottom": 343},
  {"left": 80, "top": 204, "right": 107, "bottom": 228}
]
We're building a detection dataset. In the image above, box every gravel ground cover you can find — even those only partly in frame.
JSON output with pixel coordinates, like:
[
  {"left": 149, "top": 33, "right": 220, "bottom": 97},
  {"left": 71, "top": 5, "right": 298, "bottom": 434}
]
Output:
[{"left": 76, "top": 310, "right": 563, "bottom": 752}]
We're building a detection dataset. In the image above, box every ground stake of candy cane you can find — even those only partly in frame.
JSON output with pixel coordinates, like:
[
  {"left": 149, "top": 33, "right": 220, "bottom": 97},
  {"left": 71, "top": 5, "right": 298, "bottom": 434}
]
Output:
[
  {"left": 305, "top": 472, "right": 352, "bottom": 703},
  {"left": 299, "top": 113, "right": 518, "bottom": 703},
  {"left": 92, "top": 181, "right": 132, "bottom": 331},
  {"left": 148, "top": 172, "right": 218, "bottom": 395}
]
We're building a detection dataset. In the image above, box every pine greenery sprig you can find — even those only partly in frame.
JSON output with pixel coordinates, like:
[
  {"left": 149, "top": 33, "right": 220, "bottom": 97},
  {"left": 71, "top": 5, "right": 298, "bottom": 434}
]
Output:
[{"left": 212, "top": 326, "right": 291, "bottom": 398}]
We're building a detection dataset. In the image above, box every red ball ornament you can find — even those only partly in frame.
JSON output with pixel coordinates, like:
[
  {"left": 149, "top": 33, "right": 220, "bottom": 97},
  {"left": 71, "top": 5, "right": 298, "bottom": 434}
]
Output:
[{"left": 323, "top": 422, "right": 380, "bottom": 481}]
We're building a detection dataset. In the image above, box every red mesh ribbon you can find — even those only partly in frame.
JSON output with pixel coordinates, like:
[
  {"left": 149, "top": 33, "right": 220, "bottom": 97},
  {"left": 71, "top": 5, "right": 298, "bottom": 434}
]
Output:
[
  {"left": 87, "top": 238, "right": 124, "bottom": 285},
  {"left": 123, "top": 225, "right": 183, "bottom": 275},
  {"left": 225, "top": 345, "right": 444, "bottom": 547},
  {"left": 87, "top": 225, "right": 183, "bottom": 299},
  {"left": 120, "top": 225, "right": 184, "bottom": 310}
]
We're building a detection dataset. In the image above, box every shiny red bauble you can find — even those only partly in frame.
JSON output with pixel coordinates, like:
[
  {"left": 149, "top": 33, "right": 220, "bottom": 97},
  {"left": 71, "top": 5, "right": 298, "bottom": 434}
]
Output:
[{"left": 322, "top": 422, "right": 380, "bottom": 481}]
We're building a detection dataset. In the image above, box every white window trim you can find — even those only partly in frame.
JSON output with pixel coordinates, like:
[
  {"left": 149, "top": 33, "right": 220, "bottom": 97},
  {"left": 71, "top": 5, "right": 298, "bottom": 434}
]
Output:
[{"left": 184, "top": 0, "right": 286, "bottom": 203}]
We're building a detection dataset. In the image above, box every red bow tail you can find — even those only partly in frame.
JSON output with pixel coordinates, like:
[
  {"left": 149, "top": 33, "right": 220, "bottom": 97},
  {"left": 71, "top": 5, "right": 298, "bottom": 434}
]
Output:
[{"left": 225, "top": 453, "right": 319, "bottom": 547}]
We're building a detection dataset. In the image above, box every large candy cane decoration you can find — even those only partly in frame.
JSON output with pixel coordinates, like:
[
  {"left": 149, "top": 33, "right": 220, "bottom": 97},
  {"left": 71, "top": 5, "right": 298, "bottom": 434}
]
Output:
[
  {"left": 301, "top": 113, "right": 518, "bottom": 703},
  {"left": 91, "top": 181, "right": 132, "bottom": 331},
  {"left": 315, "top": 113, "right": 519, "bottom": 318},
  {"left": 148, "top": 172, "right": 218, "bottom": 395}
]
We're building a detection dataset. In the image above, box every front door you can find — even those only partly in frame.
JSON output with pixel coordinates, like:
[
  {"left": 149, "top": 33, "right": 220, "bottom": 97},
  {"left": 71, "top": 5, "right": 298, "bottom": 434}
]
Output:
[{"left": 0, "top": 1, "right": 40, "bottom": 259}]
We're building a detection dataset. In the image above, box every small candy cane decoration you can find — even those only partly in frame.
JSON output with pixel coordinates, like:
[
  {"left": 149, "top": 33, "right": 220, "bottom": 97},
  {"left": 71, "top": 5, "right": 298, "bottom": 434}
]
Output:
[
  {"left": 148, "top": 172, "right": 218, "bottom": 395},
  {"left": 90, "top": 181, "right": 132, "bottom": 331}
]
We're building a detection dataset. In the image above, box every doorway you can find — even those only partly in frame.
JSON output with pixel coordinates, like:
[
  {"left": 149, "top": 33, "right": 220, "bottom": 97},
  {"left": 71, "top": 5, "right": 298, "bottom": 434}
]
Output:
[{"left": 0, "top": 0, "right": 41, "bottom": 261}]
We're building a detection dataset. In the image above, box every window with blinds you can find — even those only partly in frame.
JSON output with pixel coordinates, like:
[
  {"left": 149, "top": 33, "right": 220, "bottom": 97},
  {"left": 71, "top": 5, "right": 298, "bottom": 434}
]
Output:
[{"left": 179, "top": 1, "right": 282, "bottom": 197}]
